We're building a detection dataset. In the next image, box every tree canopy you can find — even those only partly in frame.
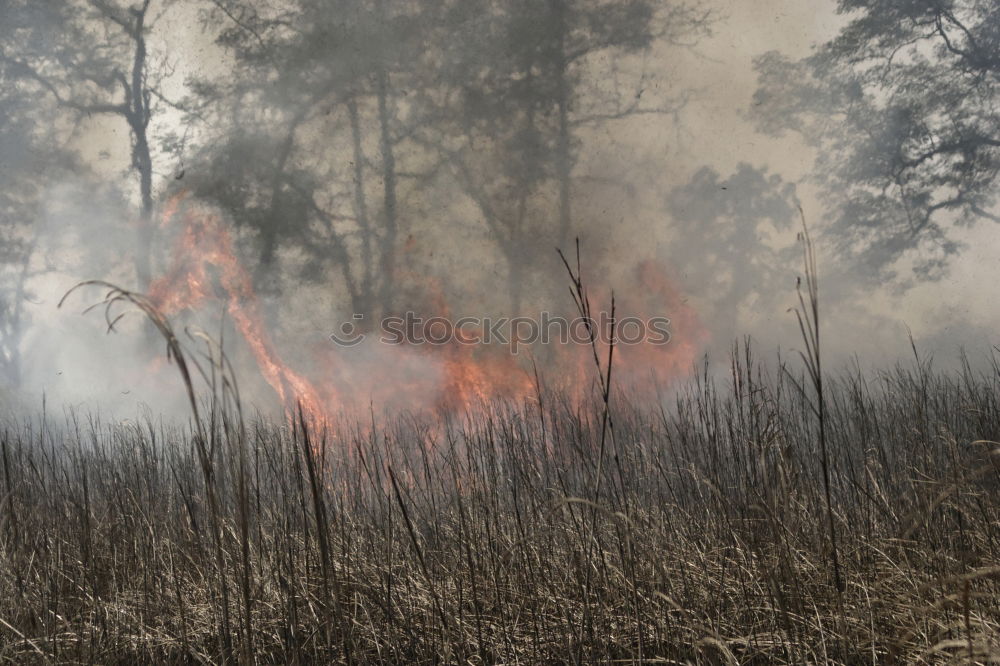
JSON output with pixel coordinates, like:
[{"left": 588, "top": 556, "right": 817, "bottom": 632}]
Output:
[{"left": 753, "top": 0, "right": 1000, "bottom": 281}]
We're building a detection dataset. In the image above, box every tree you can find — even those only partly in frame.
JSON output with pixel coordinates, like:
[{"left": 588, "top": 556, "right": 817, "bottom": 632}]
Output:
[
  {"left": 0, "top": 0, "right": 177, "bottom": 290},
  {"left": 191, "top": 0, "right": 443, "bottom": 318},
  {"left": 0, "top": 6, "right": 95, "bottom": 388},
  {"left": 0, "top": 76, "right": 44, "bottom": 389},
  {"left": 417, "top": 0, "right": 710, "bottom": 313},
  {"left": 752, "top": 0, "right": 1000, "bottom": 281},
  {"left": 192, "top": 0, "right": 710, "bottom": 321},
  {"left": 667, "top": 163, "right": 800, "bottom": 338}
]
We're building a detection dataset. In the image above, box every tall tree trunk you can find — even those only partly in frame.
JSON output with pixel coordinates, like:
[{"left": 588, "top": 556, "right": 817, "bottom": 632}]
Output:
[
  {"left": 128, "top": 2, "right": 154, "bottom": 291},
  {"left": 133, "top": 129, "right": 154, "bottom": 289},
  {"left": 347, "top": 96, "right": 375, "bottom": 318},
  {"left": 550, "top": 0, "right": 573, "bottom": 250},
  {"left": 1, "top": 237, "right": 35, "bottom": 389},
  {"left": 507, "top": 250, "right": 524, "bottom": 317},
  {"left": 375, "top": 63, "right": 399, "bottom": 318},
  {"left": 509, "top": 169, "right": 532, "bottom": 316},
  {"left": 254, "top": 113, "right": 304, "bottom": 289}
]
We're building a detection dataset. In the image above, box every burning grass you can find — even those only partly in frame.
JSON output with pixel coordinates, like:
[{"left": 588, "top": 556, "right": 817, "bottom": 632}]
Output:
[
  {"left": 140, "top": 195, "right": 706, "bottom": 418},
  {"left": 1, "top": 230, "right": 999, "bottom": 663},
  {"left": 1, "top": 340, "right": 999, "bottom": 664}
]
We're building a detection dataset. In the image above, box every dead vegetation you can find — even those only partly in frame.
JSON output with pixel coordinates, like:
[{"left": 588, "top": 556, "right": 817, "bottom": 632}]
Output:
[
  {"left": 1, "top": 245, "right": 999, "bottom": 664},
  {"left": 1, "top": 334, "right": 999, "bottom": 663}
]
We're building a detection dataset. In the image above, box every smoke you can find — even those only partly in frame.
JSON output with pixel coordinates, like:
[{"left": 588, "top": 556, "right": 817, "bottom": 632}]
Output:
[
  {"left": 5, "top": 181, "right": 185, "bottom": 419},
  {"left": 2, "top": 0, "right": 997, "bottom": 422}
]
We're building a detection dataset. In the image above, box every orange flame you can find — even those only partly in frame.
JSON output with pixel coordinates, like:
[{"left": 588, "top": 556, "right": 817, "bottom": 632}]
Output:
[
  {"left": 149, "top": 192, "right": 331, "bottom": 425},
  {"left": 146, "top": 193, "right": 705, "bottom": 426}
]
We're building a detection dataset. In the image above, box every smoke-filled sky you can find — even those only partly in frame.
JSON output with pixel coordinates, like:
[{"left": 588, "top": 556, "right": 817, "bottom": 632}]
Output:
[
  {"left": 2, "top": 0, "right": 998, "bottom": 419},
  {"left": 666, "top": 0, "right": 997, "bottom": 357}
]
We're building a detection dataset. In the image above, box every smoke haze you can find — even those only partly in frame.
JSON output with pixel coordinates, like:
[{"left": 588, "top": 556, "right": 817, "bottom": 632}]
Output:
[{"left": 1, "top": 0, "right": 997, "bottom": 420}]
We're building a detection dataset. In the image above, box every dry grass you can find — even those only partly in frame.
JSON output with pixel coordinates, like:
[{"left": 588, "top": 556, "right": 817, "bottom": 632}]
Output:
[
  {"left": 2, "top": 248, "right": 999, "bottom": 664},
  {"left": 1, "top": 337, "right": 999, "bottom": 664}
]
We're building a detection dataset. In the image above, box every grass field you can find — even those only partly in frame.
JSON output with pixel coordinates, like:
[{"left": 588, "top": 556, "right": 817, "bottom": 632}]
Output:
[{"left": 1, "top": 336, "right": 999, "bottom": 664}]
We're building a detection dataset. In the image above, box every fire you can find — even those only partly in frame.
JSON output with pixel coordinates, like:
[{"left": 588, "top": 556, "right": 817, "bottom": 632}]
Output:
[
  {"left": 414, "top": 275, "right": 535, "bottom": 411},
  {"left": 145, "top": 193, "right": 705, "bottom": 425},
  {"left": 149, "top": 192, "right": 331, "bottom": 425},
  {"left": 611, "top": 260, "right": 706, "bottom": 391}
]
